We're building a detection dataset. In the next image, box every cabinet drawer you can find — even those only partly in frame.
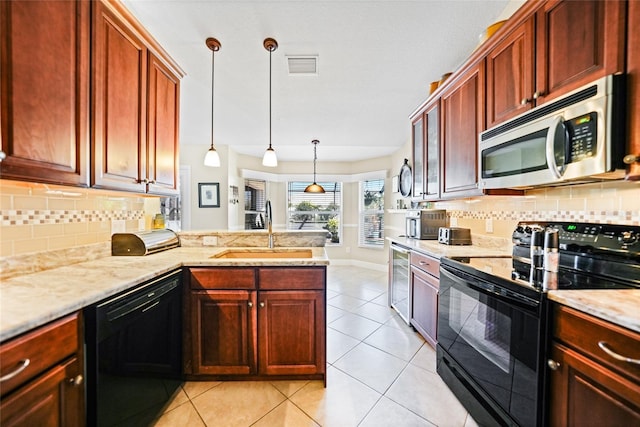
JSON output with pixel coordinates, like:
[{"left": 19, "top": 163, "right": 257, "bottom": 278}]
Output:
[
  {"left": 0, "top": 313, "right": 79, "bottom": 397},
  {"left": 190, "top": 268, "right": 256, "bottom": 289},
  {"left": 410, "top": 252, "right": 440, "bottom": 278},
  {"left": 259, "top": 267, "right": 325, "bottom": 290},
  {"left": 553, "top": 304, "right": 640, "bottom": 383}
]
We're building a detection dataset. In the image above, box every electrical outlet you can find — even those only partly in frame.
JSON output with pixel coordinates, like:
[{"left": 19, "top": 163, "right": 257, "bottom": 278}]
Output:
[
  {"left": 138, "top": 219, "right": 146, "bottom": 231},
  {"left": 203, "top": 236, "right": 218, "bottom": 246},
  {"left": 485, "top": 218, "right": 494, "bottom": 233},
  {"left": 111, "top": 219, "right": 126, "bottom": 235},
  {"left": 450, "top": 216, "right": 458, "bottom": 227}
]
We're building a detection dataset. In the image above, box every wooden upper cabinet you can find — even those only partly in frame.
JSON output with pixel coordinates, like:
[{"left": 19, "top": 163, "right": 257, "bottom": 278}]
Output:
[
  {"left": 534, "top": 0, "right": 625, "bottom": 105},
  {"left": 440, "top": 61, "right": 485, "bottom": 199},
  {"left": 147, "top": 54, "right": 180, "bottom": 194},
  {"left": 91, "top": 1, "right": 147, "bottom": 192},
  {"left": 411, "top": 117, "right": 424, "bottom": 199},
  {"left": 627, "top": 0, "right": 640, "bottom": 181},
  {"left": 423, "top": 99, "right": 441, "bottom": 200},
  {"left": 485, "top": 17, "right": 535, "bottom": 128},
  {"left": 0, "top": 0, "right": 90, "bottom": 186}
]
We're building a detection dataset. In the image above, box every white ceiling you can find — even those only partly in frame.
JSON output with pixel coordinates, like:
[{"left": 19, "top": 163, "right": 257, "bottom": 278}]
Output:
[{"left": 122, "top": 0, "right": 517, "bottom": 163}]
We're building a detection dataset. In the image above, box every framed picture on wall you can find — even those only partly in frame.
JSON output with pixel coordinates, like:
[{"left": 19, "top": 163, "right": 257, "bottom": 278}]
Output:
[{"left": 198, "top": 182, "right": 220, "bottom": 208}]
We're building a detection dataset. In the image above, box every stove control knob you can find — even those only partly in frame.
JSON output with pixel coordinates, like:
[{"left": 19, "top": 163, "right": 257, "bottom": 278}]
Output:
[
  {"left": 621, "top": 231, "right": 638, "bottom": 245},
  {"left": 547, "top": 359, "right": 561, "bottom": 371}
]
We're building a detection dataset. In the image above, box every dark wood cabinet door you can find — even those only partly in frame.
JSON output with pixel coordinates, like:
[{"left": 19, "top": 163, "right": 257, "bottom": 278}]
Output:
[
  {"left": 441, "top": 62, "right": 484, "bottom": 199},
  {"left": 410, "top": 266, "right": 438, "bottom": 348},
  {"left": 147, "top": 53, "right": 180, "bottom": 195},
  {"left": 92, "top": 1, "right": 147, "bottom": 192},
  {"left": 258, "top": 290, "right": 325, "bottom": 376},
  {"left": 190, "top": 290, "right": 257, "bottom": 375},
  {"left": 547, "top": 342, "right": 640, "bottom": 426},
  {"left": 535, "top": 0, "right": 625, "bottom": 105},
  {"left": 0, "top": 0, "right": 89, "bottom": 186},
  {"left": 627, "top": 0, "right": 640, "bottom": 181},
  {"left": 0, "top": 357, "right": 84, "bottom": 427},
  {"left": 485, "top": 17, "right": 535, "bottom": 128}
]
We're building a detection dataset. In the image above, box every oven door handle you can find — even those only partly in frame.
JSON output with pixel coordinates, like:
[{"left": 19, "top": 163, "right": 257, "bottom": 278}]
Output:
[{"left": 441, "top": 267, "right": 539, "bottom": 312}]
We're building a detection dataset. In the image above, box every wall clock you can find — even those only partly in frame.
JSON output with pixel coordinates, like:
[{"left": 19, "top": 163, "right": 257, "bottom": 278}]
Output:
[{"left": 399, "top": 158, "right": 412, "bottom": 197}]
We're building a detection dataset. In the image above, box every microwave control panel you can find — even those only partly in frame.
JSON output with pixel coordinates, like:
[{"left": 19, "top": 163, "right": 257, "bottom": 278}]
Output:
[{"left": 566, "top": 112, "right": 597, "bottom": 163}]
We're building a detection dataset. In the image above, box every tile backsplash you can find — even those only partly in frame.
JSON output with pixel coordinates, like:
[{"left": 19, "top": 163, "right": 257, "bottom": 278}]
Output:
[
  {"left": 0, "top": 179, "right": 160, "bottom": 258},
  {"left": 433, "top": 180, "right": 640, "bottom": 238}
]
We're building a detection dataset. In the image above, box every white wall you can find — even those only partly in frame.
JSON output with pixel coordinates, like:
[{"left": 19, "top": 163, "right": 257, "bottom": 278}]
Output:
[{"left": 180, "top": 140, "right": 413, "bottom": 269}]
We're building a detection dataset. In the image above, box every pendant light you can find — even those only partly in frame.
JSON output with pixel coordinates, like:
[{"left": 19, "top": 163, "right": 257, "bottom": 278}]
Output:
[
  {"left": 304, "top": 140, "right": 325, "bottom": 193},
  {"left": 204, "top": 37, "right": 221, "bottom": 167},
  {"left": 262, "top": 38, "right": 278, "bottom": 167}
]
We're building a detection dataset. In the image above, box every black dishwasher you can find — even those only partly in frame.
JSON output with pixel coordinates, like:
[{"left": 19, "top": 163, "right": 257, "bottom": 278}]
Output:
[{"left": 85, "top": 270, "right": 183, "bottom": 426}]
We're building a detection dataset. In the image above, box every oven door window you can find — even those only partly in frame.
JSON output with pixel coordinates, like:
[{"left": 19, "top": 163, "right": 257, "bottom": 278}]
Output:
[{"left": 438, "top": 268, "right": 540, "bottom": 427}]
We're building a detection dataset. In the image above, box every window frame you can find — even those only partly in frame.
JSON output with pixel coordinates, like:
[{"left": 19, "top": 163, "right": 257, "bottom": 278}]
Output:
[{"left": 358, "top": 178, "right": 385, "bottom": 248}]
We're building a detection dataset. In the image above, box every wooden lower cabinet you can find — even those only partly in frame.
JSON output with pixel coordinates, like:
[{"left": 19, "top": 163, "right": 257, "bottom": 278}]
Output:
[
  {"left": 547, "top": 303, "right": 640, "bottom": 425},
  {"left": 409, "top": 252, "right": 439, "bottom": 347},
  {"left": 185, "top": 266, "right": 326, "bottom": 381},
  {"left": 258, "top": 290, "right": 325, "bottom": 376},
  {"left": 0, "top": 313, "right": 84, "bottom": 427},
  {"left": 190, "top": 290, "right": 257, "bottom": 375}
]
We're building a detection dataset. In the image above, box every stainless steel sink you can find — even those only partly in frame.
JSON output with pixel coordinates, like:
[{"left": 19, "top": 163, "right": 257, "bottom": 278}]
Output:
[{"left": 211, "top": 248, "right": 313, "bottom": 259}]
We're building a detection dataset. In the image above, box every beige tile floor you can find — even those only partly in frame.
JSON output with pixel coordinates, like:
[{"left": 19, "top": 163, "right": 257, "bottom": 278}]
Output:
[{"left": 152, "top": 265, "right": 478, "bottom": 427}]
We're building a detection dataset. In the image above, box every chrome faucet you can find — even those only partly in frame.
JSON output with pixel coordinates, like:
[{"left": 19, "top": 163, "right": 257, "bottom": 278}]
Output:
[{"left": 265, "top": 200, "right": 274, "bottom": 248}]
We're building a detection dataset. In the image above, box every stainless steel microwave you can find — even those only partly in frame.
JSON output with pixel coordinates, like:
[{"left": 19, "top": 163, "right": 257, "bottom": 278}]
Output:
[{"left": 479, "top": 74, "right": 626, "bottom": 189}]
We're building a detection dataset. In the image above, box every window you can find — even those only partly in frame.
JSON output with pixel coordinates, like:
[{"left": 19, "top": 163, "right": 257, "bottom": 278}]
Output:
[
  {"left": 244, "top": 179, "right": 266, "bottom": 229},
  {"left": 359, "top": 178, "right": 384, "bottom": 247},
  {"left": 287, "top": 181, "right": 342, "bottom": 244}
]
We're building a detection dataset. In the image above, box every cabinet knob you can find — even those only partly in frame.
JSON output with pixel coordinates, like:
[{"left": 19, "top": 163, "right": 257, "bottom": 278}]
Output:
[
  {"left": 259, "top": 302, "right": 265, "bottom": 308},
  {"left": 520, "top": 98, "right": 532, "bottom": 106},
  {"left": 623, "top": 154, "right": 640, "bottom": 165},
  {"left": 248, "top": 301, "right": 253, "bottom": 308},
  {"left": 0, "top": 150, "right": 6, "bottom": 162},
  {"left": 532, "top": 91, "right": 545, "bottom": 99},
  {"left": 0, "top": 358, "right": 30, "bottom": 382},
  {"left": 547, "top": 359, "right": 561, "bottom": 370},
  {"left": 68, "top": 374, "right": 83, "bottom": 386}
]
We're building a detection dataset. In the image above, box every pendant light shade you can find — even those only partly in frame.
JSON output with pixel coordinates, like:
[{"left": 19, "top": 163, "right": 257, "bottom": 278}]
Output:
[
  {"left": 204, "top": 37, "right": 221, "bottom": 167},
  {"left": 304, "top": 140, "right": 325, "bottom": 193},
  {"left": 262, "top": 38, "right": 278, "bottom": 167}
]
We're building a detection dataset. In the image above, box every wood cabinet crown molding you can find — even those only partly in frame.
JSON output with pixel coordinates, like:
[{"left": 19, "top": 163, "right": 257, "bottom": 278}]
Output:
[{"left": 101, "top": 0, "right": 185, "bottom": 79}]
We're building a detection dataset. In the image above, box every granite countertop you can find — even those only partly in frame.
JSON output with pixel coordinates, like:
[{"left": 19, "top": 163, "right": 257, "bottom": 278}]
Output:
[
  {"left": 387, "top": 236, "right": 640, "bottom": 334},
  {"left": 387, "top": 236, "right": 512, "bottom": 259},
  {"left": 547, "top": 290, "right": 640, "bottom": 333},
  {"left": 0, "top": 246, "right": 328, "bottom": 343}
]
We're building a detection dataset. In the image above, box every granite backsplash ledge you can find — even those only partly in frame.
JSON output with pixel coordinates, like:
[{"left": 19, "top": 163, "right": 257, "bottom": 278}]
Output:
[{"left": 0, "top": 230, "right": 328, "bottom": 280}]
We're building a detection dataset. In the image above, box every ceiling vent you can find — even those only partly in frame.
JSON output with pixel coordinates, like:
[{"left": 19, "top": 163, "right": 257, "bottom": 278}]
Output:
[{"left": 286, "top": 55, "right": 318, "bottom": 76}]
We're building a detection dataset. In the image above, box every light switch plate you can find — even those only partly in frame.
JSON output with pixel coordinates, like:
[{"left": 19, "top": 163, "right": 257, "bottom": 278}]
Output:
[
  {"left": 203, "top": 236, "right": 218, "bottom": 246},
  {"left": 485, "top": 218, "right": 494, "bottom": 233}
]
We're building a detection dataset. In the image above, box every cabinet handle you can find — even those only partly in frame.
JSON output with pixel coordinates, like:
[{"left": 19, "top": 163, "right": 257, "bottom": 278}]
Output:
[
  {"left": 547, "top": 359, "right": 560, "bottom": 370},
  {"left": 248, "top": 301, "right": 253, "bottom": 308},
  {"left": 148, "top": 179, "right": 156, "bottom": 184},
  {"left": 532, "top": 91, "right": 545, "bottom": 99},
  {"left": 520, "top": 98, "right": 532, "bottom": 105},
  {"left": 597, "top": 341, "right": 640, "bottom": 365},
  {"left": 0, "top": 359, "right": 30, "bottom": 382},
  {"left": 259, "top": 302, "right": 265, "bottom": 308},
  {"left": 68, "top": 374, "right": 83, "bottom": 386},
  {"left": 623, "top": 154, "right": 640, "bottom": 165},
  {"left": 0, "top": 150, "right": 6, "bottom": 162},
  {"left": 419, "top": 261, "right": 430, "bottom": 266}
]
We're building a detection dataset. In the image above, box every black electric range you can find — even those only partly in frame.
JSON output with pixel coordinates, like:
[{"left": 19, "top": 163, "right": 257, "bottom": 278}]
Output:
[{"left": 436, "top": 222, "right": 640, "bottom": 427}]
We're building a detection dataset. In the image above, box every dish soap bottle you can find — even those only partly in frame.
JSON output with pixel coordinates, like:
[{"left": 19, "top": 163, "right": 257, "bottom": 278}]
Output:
[{"left": 153, "top": 213, "right": 165, "bottom": 229}]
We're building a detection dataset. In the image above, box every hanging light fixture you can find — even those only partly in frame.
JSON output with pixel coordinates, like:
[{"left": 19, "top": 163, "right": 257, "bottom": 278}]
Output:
[
  {"left": 204, "top": 37, "right": 221, "bottom": 167},
  {"left": 262, "top": 38, "right": 278, "bottom": 167},
  {"left": 304, "top": 139, "right": 325, "bottom": 193}
]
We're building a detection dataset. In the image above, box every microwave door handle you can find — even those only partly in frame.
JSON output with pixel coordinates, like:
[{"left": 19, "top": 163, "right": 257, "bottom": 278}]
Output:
[{"left": 546, "top": 116, "right": 566, "bottom": 179}]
